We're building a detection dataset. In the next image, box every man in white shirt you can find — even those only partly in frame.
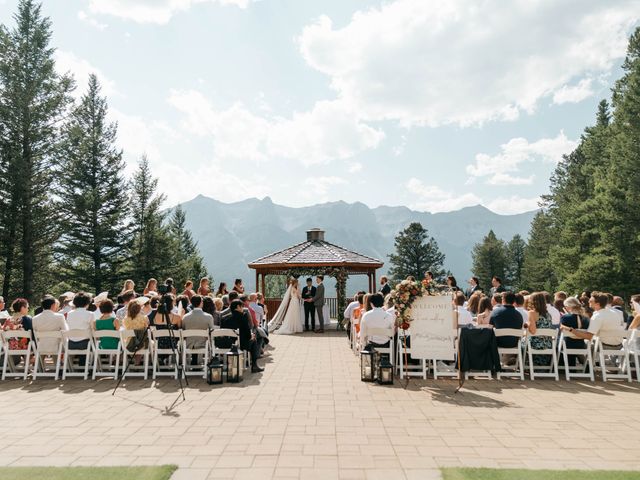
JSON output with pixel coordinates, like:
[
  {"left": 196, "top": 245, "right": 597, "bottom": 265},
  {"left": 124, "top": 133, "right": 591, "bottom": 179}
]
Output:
[
  {"left": 360, "top": 293, "right": 395, "bottom": 346},
  {"left": 65, "top": 292, "right": 95, "bottom": 366},
  {"left": 248, "top": 293, "right": 264, "bottom": 326},
  {"left": 515, "top": 293, "right": 529, "bottom": 326},
  {"left": 116, "top": 290, "right": 136, "bottom": 322},
  {"left": 32, "top": 295, "right": 67, "bottom": 353},
  {"left": 454, "top": 292, "right": 473, "bottom": 326},
  {"left": 544, "top": 292, "right": 561, "bottom": 325},
  {"left": 0, "top": 296, "right": 9, "bottom": 322},
  {"left": 561, "top": 292, "right": 624, "bottom": 347}
]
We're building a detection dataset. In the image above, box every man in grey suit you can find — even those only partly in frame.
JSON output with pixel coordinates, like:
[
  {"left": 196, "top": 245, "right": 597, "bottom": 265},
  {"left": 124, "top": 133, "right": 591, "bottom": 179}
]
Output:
[
  {"left": 311, "top": 275, "right": 325, "bottom": 333},
  {"left": 182, "top": 295, "right": 214, "bottom": 364}
]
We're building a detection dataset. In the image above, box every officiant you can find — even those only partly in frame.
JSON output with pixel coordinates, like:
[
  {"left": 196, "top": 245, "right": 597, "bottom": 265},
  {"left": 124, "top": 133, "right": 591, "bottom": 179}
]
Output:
[{"left": 302, "top": 277, "right": 316, "bottom": 332}]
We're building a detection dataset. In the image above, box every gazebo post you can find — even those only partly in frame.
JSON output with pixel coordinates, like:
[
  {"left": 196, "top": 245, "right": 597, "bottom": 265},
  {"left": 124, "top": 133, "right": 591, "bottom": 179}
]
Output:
[
  {"left": 372, "top": 269, "right": 377, "bottom": 293},
  {"left": 255, "top": 270, "right": 259, "bottom": 293},
  {"left": 261, "top": 271, "right": 266, "bottom": 296}
]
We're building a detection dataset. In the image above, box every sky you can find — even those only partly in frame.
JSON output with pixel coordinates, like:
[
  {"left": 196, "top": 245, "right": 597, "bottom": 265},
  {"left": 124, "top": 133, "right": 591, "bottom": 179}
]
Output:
[{"left": 1, "top": 0, "right": 639, "bottom": 214}]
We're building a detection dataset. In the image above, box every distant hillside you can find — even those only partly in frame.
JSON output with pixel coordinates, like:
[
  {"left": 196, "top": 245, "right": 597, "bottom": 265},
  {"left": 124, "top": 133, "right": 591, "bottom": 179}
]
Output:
[{"left": 174, "top": 195, "right": 537, "bottom": 294}]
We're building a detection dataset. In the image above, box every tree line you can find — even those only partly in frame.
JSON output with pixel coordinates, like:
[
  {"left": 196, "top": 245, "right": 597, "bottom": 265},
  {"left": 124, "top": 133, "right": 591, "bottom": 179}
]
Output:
[{"left": 0, "top": 0, "right": 207, "bottom": 303}]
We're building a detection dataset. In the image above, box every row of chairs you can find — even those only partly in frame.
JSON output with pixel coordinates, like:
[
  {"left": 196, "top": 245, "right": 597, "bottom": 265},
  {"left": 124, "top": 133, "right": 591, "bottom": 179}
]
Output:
[{"left": 0, "top": 327, "right": 243, "bottom": 381}]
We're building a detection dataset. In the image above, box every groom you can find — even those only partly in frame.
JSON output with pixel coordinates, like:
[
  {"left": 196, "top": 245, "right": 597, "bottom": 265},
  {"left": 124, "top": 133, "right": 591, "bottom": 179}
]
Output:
[
  {"left": 311, "top": 275, "right": 325, "bottom": 333},
  {"left": 301, "top": 277, "right": 316, "bottom": 332}
]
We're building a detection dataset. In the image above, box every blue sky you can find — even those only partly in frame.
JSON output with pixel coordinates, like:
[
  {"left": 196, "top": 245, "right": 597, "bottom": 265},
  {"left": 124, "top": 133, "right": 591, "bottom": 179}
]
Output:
[{"left": 2, "top": 0, "right": 639, "bottom": 214}]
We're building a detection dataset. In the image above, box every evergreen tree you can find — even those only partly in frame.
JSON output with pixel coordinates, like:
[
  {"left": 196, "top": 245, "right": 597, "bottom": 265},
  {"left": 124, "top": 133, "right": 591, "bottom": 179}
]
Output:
[
  {"left": 129, "top": 155, "right": 171, "bottom": 286},
  {"left": 521, "top": 211, "right": 558, "bottom": 292},
  {"left": 56, "top": 74, "right": 130, "bottom": 294},
  {"left": 506, "top": 234, "right": 526, "bottom": 290},
  {"left": 0, "top": 0, "right": 74, "bottom": 301},
  {"left": 388, "top": 222, "right": 445, "bottom": 283},
  {"left": 471, "top": 230, "right": 508, "bottom": 291},
  {"left": 167, "top": 205, "right": 208, "bottom": 285}
]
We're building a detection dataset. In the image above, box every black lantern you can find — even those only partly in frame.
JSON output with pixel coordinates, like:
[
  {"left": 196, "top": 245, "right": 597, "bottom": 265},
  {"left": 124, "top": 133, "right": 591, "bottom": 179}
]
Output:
[
  {"left": 360, "top": 348, "right": 376, "bottom": 382},
  {"left": 226, "top": 345, "right": 242, "bottom": 383},
  {"left": 377, "top": 356, "right": 394, "bottom": 385},
  {"left": 207, "top": 356, "right": 223, "bottom": 385}
]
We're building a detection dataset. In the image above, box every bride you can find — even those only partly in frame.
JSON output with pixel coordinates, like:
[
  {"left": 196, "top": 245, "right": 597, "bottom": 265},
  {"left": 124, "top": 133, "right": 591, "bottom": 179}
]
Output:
[{"left": 268, "top": 277, "right": 303, "bottom": 334}]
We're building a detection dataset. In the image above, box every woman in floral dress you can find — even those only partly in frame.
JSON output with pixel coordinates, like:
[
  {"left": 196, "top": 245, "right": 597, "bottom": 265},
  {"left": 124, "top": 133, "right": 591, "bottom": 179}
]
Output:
[{"left": 527, "top": 292, "right": 553, "bottom": 366}]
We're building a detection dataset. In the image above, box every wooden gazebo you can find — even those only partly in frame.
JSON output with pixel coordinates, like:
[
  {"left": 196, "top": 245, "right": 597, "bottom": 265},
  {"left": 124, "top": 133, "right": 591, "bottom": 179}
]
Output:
[{"left": 248, "top": 228, "right": 383, "bottom": 322}]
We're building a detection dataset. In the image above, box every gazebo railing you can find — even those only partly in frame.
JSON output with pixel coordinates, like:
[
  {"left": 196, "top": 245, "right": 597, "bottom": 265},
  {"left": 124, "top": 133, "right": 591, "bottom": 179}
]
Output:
[{"left": 265, "top": 297, "right": 339, "bottom": 320}]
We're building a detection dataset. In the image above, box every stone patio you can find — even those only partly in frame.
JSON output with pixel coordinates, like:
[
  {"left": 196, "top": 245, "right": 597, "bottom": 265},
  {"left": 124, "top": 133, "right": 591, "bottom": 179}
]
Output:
[{"left": 1, "top": 330, "right": 639, "bottom": 479}]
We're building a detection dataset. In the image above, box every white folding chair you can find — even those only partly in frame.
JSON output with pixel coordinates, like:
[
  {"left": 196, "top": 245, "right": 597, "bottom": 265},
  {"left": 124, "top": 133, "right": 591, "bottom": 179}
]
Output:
[
  {"left": 1, "top": 331, "right": 33, "bottom": 380},
  {"left": 495, "top": 328, "right": 525, "bottom": 380},
  {"left": 594, "top": 331, "right": 632, "bottom": 382},
  {"left": 212, "top": 328, "right": 239, "bottom": 370},
  {"left": 33, "top": 330, "right": 63, "bottom": 380},
  {"left": 150, "top": 328, "right": 180, "bottom": 379},
  {"left": 181, "top": 329, "right": 210, "bottom": 378},
  {"left": 351, "top": 316, "right": 362, "bottom": 355},
  {"left": 396, "top": 332, "right": 428, "bottom": 379},
  {"left": 121, "top": 329, "right": 150, "bottom": 379},
  {"left": 92, "top": 330, "right": 122, "bottom": 380},
  {"left": 558, "top": 331, "right": 594, "bottom": 381},
  {"left": 62, "top": 329, "right": 93, "bottom": 380},
  {"left": 628, "top": 330, "right": 640, "bottom": 382},
  {"left": 432, "top": 329, "right": 459, "bottom": 379},
  {"left": 526, "top": 328, "right": 559, "bottom": 380},
  {"left": 366, "top": 327, "right": 395, "bottom": 377}
]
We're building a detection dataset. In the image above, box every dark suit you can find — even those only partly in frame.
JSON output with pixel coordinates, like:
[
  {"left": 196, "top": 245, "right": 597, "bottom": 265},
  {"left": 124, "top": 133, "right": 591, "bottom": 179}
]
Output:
[
  {"left": 312, "top": 282, "right": 325, "bottom": 330},
  {"left": 302, "top": 285, "right": 317, "bottom": 330},
  {"left": 217, "top": 309, "right": 260, "bottom": 366},
  {"left": 380, "top": 283, "right": 391, "bottom": 297}
]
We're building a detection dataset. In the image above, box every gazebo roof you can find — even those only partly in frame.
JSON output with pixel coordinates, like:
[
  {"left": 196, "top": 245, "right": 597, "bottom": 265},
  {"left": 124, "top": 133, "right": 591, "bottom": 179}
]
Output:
[{"left": 248, "top": 228, "right": 383, "bottom": 271}]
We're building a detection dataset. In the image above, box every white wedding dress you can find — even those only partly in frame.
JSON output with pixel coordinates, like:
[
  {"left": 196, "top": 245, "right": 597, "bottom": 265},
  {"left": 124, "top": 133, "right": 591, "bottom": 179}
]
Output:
[{"left": 269, "top": 284, "right": 304, "bottom": 334}]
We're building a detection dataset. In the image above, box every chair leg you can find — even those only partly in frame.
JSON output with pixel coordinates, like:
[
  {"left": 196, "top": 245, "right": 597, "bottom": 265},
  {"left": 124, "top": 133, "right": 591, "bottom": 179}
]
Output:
[{"left": 23, "top": 348, "right": 31, "bottom": 381}]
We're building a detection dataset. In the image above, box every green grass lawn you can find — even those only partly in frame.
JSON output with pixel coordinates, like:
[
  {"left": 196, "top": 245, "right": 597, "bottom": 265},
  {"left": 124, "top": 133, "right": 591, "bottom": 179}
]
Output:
[
  {"left": 442, "top": 468, "right": 640, "bottom": 480},
  {"left": 0, "top": 466, "right": 177, "bottom": 480}
]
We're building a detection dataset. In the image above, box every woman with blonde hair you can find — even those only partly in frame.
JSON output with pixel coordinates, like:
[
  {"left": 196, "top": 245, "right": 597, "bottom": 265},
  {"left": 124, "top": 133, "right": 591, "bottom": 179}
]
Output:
[
  {"left": 120, "top": 279, "right": 135, "bottom": 295},
  {"left": 143, "top": 278, "right": 157, "bottom": 296},
  {"left": 197, "top": 277, "right": 211, "bottom": 296},
  {"left": 559, "top": 297, "right": 589, "bottom": 366}
]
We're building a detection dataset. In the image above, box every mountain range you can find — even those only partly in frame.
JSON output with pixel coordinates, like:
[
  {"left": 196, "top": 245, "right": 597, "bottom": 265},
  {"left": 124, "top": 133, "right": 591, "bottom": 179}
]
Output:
[{"left": 176, "top": 195, "right": 538, "bottom": 294}]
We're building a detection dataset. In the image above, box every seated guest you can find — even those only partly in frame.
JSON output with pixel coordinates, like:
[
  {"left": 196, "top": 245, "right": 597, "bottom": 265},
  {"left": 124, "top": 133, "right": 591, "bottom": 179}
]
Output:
[
  {"left": 248, "top": 294, "right": 265, "bottom": 326},
  {"left": 66, "top": 292, "right": 94, "bottom": 365},
  {"left": 476, "top": 296, "right": 493, "bottom": 325},
  {"left": 343, "top": 292, "right": 364, "bottom": 338},
  {"left": 58, "top": 292, "right": 74, "bottom": 318},
  {"left": 466, "top": 291, "right": 482, "bottom": 315},
  {"left": 93, "top": 298, "right": 119, "bottom": 349},
  {"left": 489, "top": 291, "right": 523, "bottom": 349},
  {"left": 219, "top": 299, "right": 263, "bottom": 373},
  {"left": 491, "top": 293, "right": 503, "bottom": 309},
  {"left": 116, "top": 290, "right": 136, "bottom": 322},
  {"left": 628, "top": 295, "right": 640, "bottom": 350},
  {"left": 123, "top": 300, "right": 149, "bottom": 353},
  {"left": 561, "top": 292, "right": 625, "bottom": 349},
  {"left": 454, "top": 292, "right": 473, "bottom": 326},
  {"left": 182, "top": 295, "right": 214, "bottom": 363},
  {"left": 360, "top": 293, "right": 395, "bottom": 348},
  {"left": 528, "top": 292, "right": 554, "bottom": 366},
  {"left": 554, "top": 291, "right": 568, "bottom": 315},
  {"left": 197, "top": 277, "right": 211, "bottom": 296},
  {"left": 379, "top": 276, "right": 391, "bottom": 296},
  {"left": 559, "top": 297, "right": 590, "bottom": 366},
  {"left": 2, "top": 298, "right": 31, "bottom": 350},
  {"left": 0, "top": 296, "right": 9, "bottom": 322},
  {"left": 143, "top": 278, "right": 158, "bottom": 296},
  {"left": 608, "top": 295, "right": 626, "bottom": 324},
  {"left": 91, "top": 292, "right": 109, "bottom": 320},
  {"left": 544, "top": 291, "right": 561, "bottom": 325},
  {"left": 202, "top": 296, "right": 217, "bottom": 320},
  {"left": 216, "top": 282, "right": 229, "bottom": 298},
  {"left": 175, "top": 294, "right": 190, "bottom": 317},
  {"left": 514, "top": 293, "right": 529, "bottom": 326},
  {"left": 232, "top": 278, "right": 245, "bottom": 294},
  {"left": 32, "top": 295, "right": 66, "bottom": 352},
  {"left": 212, "top": 298, "right": 224, "bottom": 326},
  {"left": 182, "top": 281, "right": 195, "bottom": 300},
  {"left": 256, "top": 293, "right": 268, "bottom": 319}
]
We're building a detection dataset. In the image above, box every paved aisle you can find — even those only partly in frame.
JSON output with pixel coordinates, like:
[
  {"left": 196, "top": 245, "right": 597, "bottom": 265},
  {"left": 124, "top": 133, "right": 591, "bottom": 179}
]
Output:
[{"left": 0, "top": 331, "right": 639, "bottom": 479}]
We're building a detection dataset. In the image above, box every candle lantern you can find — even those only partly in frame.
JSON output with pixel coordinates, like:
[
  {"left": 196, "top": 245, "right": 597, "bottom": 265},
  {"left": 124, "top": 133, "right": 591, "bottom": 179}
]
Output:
[
  {"left": 360, "top": 348, "right": 376, "bottom": 382},
  {"left": 377, "top": 356, "right": 394, "bottom": 385},
  {"left": 225, "top": 345, "right": 242, "bottom": 383},
  {"left": 207, "top": 356, "right": 223, "bottom": 385}
]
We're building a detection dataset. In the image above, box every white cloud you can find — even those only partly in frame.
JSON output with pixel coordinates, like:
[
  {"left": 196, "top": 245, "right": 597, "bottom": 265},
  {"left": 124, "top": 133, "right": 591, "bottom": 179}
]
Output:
[
  {"left": 303, "top": 176, "right": 347, "bottom": 198},
  {"left": 348, "top": 162, "right": 363, "bottom": 173},
  {"left": 552, "top": 78, "right": 595, "bottom": 104},
  {"left": 54, "top": 50, "right": 117, "bottom": 98},
  {"left": 486, "top": 196, "right": 541, "bottom": 215},
  {"left": 466, "top": 132, "right": 577, "bottom": 185},
  {"left": 78, "top": 10, "right": 108, "bottom": 30},
  {"left": 167, "top": 89, "right": 384, "bottom": 165},
  {"left": 406, "top": 178, "right": 481, "bottom": 213},
  {"left": 298, "top": 0, "right": 639, "bottom": 127},
  {"left": 84, "top": 0, "right": 254, "bottom": 25}
]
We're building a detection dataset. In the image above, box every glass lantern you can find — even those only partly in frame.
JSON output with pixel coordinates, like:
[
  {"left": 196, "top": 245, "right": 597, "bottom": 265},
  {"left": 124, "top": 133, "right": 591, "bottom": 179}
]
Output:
[
  {"left": 207, "top": 356, "right": 223, "bottom": 385},
  {"left": 226, "top": 345, "right": 242, "bottom": 383},
  {"left": 360, "top": 348, "right": 376, "bottom": 382},
  {"left": 377, "top": 356, "right": 394, "bottom": 385}
]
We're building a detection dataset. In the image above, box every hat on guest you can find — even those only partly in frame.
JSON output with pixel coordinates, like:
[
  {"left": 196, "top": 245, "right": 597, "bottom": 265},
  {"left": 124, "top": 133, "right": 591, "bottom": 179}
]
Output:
[
  {"left": 135, "top": 296, "right": 150, "bottom": 306},
  {"left": 62, "top": 291, "right": 75, "bottom": 301},
  {"left": 94, "top": 292, "right": 109, "bottom": 304}
]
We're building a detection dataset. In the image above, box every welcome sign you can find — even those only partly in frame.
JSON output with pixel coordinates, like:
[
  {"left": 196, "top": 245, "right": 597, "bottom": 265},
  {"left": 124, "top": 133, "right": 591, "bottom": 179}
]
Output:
[{"left": 409, "top": 295, "right": 456, "bottom": 360}]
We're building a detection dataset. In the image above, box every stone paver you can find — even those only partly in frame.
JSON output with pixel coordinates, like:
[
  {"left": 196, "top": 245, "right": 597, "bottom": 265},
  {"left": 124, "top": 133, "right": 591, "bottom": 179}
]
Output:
[{"left": 1, "top": 329, "right": 640, "bottom": 479}]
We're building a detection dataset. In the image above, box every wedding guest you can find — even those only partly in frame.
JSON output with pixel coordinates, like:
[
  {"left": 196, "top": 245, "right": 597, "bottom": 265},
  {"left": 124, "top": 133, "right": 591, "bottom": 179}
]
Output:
[
  {"left": 554, "top": 291, "right": 568, "bottom": 315},
  {"left": 561, "top": 292, "right": 625, "bottom": 349},
  {"left": 528, "top": 292, "right": 554, "bottom": 366},
  {"left": 544, "top": 291, "right": 561, "bottom": 325},
  {"left": 352, "top": 293, "right": 366, "bottom": 335},
  {"left": 466, "top": 277, "right": 481, "bottom": 297},
  {"left": 406, "top": 276, "right": 416, "bottom": 282},
  {"left": 360, "top": 293, "right": 395, "bottom": 348},
  {"left": 152, "top": 295, "right": 182, "bottom": 354},
  {"left": 181, "top": 281, "right": 195, "bottom": 300},
  {"left": 379, "top": 276, "right": 391, "bottom": 296},
  {"left": 216, "top": 282, "right": 229, "bottom": 298},
  {"left": 559, "top": 297, "right": 589, "bottom": 366},
  {"left": 423, "top": 271, "right": 434, "bottom": 286},
  {"left": 256, "top": 293, "right": 268, "bottom": 320},
  {"left": 447, "top": 275, "right": 460, "bottom": 292},
  {"left": 32, "top": 296, "right": 66, "bottom": 352},
  {"left": 249, "top": 293, "right": 264, "bottom": 326},
  {"left": 164, "top": 278, "right": 177, "bottom": 295},
  {"left": 91, "top": 292, "right": 109, "bottom": 320},
  {"left": 116, "top": 290, "right": 136, "bottom": 322},
  {"left": 608, "top": 295, "right": 625, "bottom": 324},
  {"left": 476, "top": 296, "right": 493, "bottom": 325},
  {"left": 58, "top": 292, "right": 75, "bottom": 318},
  {"left": 123, "top": 301, "right": 149, "bottom": 353},
  {"left": 490, "top": 291, "right": 523, "bottom": 349},
  {"left": 232, "top": 278, "right": 245, "bottom": 294},
  {"left": 491, "top": 293, "right": 503, "bottom": 308},
  {"left": 175, "top": 295, "right": 190, "bottom": 317},
  {"left": 66, "top": 292, "right": 94, "bottom": 366},
  {"left": 490, "top": 276, "right": 505, "bottom": 295},
  {"left": 220, "top": 299, "right": 263, "bottom": 373},
  {"left": 611, "top": 296, "right": 630, "bottom": 325},
  {"left": 182, "top": 295, "right": 214, "bottom": 363},
  {"left": 467, "top": 292, "right": 482, "bottom": 315},
  {"left": 628, "top": 295, "right": 640, "bottom": 350},
  {"left": 0, "top": 296, "right": 10, "bottom": 322},
  {"left": 515, "top": 293, "right": 529, "bottom": 326},
  {"left": 197, "top": 277, "right": 211, "bottom": 296},
  {"left": 2, "top": 298, "right": 30, "bottom": 350},
  {"left": 143, "top": 278, "right": 158, "bottom": 296},
  {"left": 208, "top": 297, "right": 223, "bottom": 326},
  {"left": 93, "top": 299, "right": 119, "bottom": 350},
  {"left": 343, "top": 292, "right": 364, "bottom": 337},
  {"left": 454, "top": 292, "right": 473, "bottom": 326},
  {"left": 120, "top": 279, "right": 135, "bottom": 295}
]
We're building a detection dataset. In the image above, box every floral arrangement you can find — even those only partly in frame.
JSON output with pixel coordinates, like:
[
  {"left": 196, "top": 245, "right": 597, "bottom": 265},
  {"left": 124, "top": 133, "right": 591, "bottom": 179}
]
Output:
[{"left": 390, "top": 278, "right": 445, "bottom": 330}]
